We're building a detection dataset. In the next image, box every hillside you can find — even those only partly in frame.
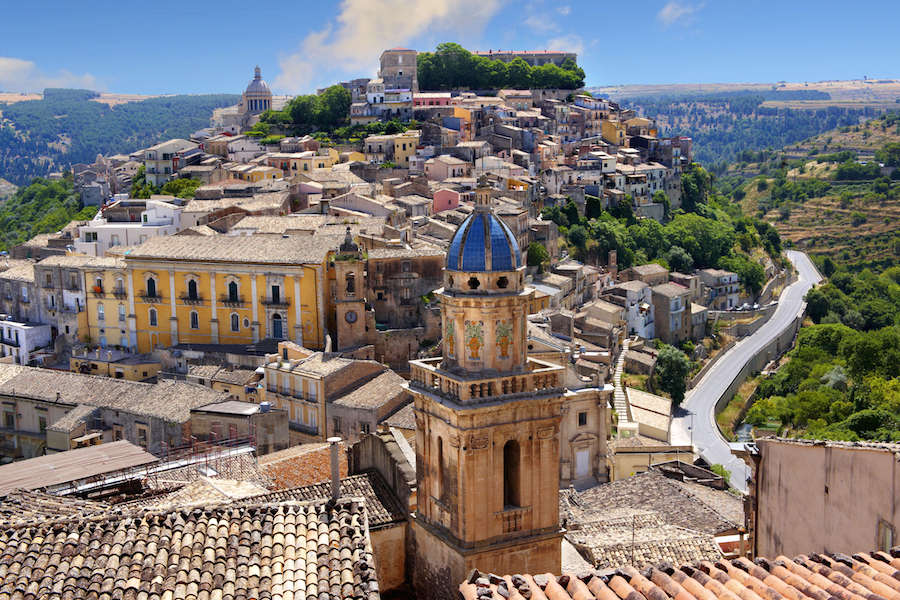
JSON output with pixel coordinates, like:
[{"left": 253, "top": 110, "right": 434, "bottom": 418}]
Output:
[
  {"left": 718, "top": 113, "right": 900, "bottom": 442},
  {"left": 0, "top": 176, "right": 97, "bottom": 251},
  {"left": 0, "top": 89, "right": 239, "bottom": 185},
  {"left": 612, "top": 90, "right": 889, "bottom": 168},
  {"left": 719, "top": 112, "right": 900, "bottom": 273}
]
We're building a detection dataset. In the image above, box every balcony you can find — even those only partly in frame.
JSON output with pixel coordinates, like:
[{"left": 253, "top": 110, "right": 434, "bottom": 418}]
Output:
[
  {"left": 219, "top": 294, "right": 247, "bottom": 308},
  {"left": 91, "top": 286, "right": 105, "bottom": 297},
  {"left": 112, "top": 288, "right": 127, "bottom": 299},
  {"left": 140, "top": 292, "right": 162, "bottom": 304},
  {"left": 179, "top": 294, "right": 204, "bottom": 306},
  {"left": 260, "top": 296, "right": 290, "bottom": 308},
  {"left": 408, "top": 357, "right": 565, "bottom": 405},
  {"left": 1, "top": 337, "right": 20, "bottom": 348},
  {"left": 18, "top": 297, "right": 30, "bottom": 305}
]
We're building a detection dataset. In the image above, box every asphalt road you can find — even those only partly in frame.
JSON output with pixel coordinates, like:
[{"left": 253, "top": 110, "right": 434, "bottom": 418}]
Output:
[{"left": 670, "top": 250, "right": 822, "bottom": 493}]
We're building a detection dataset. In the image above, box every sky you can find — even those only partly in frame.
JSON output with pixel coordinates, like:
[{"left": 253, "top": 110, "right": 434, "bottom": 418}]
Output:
[{"left": 1, "top": 0, "right": 899, "bottom": 95}]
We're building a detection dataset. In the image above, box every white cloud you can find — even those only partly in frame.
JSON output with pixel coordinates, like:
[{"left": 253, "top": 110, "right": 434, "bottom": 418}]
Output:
[
  {"left": 557, "top": 5, "right": 571, "bottom": 16},
  {"left": 656, "top": 1, "right": 702, "bottom": 28},
  {"left": 524, "top": 14, "right": 559, "bottom": 33},
  {"left": 547, "top": 34, "right": 584, "bottom": 58},
  {"left": 0, "top": 57, "right": 100, "bottom": 93},
  {"left": 274, "top": 0, "right": 504, "bottom": 93}
]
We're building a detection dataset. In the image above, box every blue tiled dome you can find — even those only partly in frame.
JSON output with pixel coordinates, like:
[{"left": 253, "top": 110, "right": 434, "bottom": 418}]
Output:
[{"left": 446, "top": 211, "right": 521, "bottom": 272}]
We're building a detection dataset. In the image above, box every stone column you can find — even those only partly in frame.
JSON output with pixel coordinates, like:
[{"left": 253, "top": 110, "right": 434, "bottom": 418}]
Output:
[
  {"left": 168, "top": 270, "right": 178, "bottom": 345},
  {"left": 250, "top": 274, "right": 260, "bottom": 342},
  {"left": 293, "top": 271, "right": 303, "bottom": 346},
  {"left": 209, "top": 273, "right": 218, "bottom": 343}
]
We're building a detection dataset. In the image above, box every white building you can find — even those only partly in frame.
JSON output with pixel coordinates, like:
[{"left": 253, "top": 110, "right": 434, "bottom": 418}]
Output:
[
  {"left": 699, "top": 268, "right": 741, "bottom": 310},
  {"left": 143, "top": 139, "right": 200, "bottom": 186},
  {"left": 606, "top": 280, "right": 655, "bottom": 339},
  {"left": 0, "top": 315, "right": 52, "bottom": 365},
  {"left": 74, "top": 199, "right": 184, "bottom": 256},
  {"left": 227, "top": 137, "right": 265, "bottom": 163}
]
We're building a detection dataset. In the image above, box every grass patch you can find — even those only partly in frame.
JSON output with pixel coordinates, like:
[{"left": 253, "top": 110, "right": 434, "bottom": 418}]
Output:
[
  {"left": 716, "top": 393, "right": 744, "bottom": 441},
  {"left": 623, "top": 373, "right": 650, "bottom": 392}
]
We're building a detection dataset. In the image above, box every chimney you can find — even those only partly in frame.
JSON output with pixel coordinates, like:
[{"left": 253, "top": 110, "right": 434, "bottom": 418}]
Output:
[{"left": 328, "top": 436, "right": 342, "bottom": 501}]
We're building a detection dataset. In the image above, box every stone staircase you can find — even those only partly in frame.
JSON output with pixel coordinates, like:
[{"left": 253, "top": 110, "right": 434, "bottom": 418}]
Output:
[{"left": 612, "top": 338, "right": 636, "bottom": 436}]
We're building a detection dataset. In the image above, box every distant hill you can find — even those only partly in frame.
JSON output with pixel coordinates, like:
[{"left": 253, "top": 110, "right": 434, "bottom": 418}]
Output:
[
  {"left": 0, "top": 88, "right": 239, "bottom": 185},
  {"left": 0, "top": 176, "right": 97, "bottom": 251},
  {"left": 718, "top": 112, "right": 900, "bottom": 273},
  {"left": 611, "top": 90, "right": 891, "bottom": 168}
]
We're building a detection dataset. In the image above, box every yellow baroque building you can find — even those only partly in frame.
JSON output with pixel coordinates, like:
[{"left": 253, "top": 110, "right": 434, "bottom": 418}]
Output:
[{"left": 121, "top": 234, "right": 330, "bottom": 352}]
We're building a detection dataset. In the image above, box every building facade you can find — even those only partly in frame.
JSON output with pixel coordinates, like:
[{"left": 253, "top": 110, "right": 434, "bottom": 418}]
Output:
[
  {"left": 121, "top": 234, "right": 328, "bottom": 352},
  {"left": 408, "top": 184, "right": 566, "bottom": 599}
]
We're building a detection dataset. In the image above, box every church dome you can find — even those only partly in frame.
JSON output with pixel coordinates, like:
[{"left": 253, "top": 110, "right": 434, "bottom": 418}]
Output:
[
  {"left": 245, "top": 66, "right": 271, "bottom": 95},
  {"left": 446, "top": 210, "right": 521, "bottom": 272}
]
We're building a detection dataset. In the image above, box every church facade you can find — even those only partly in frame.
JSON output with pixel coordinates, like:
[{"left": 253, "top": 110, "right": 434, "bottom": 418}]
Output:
[{"left": 407, "top": 183, "right": 566, "bottom": 599}]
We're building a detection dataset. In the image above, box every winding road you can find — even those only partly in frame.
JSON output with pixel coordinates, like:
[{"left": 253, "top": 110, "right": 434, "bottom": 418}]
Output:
[{"left": 669, "top": 250, "right": 822, "bottom": 492}]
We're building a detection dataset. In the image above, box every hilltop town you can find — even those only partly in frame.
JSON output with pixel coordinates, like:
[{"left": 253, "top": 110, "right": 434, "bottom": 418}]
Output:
[{"left": 0, "top": 45, "right": 897, "bottom": 600}]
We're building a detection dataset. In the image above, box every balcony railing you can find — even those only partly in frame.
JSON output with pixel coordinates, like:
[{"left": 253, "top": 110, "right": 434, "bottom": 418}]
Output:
[
  {"left": 408, "top": 357, "right": 565, "bottom": 405},
  {"left": 219, "top": 294, "right": 247, "bottom": 308},
  {"left": 140, "top": 292, "right": 162, "bottom": 303},
  {"left": 0, "top": 337, "right": 20, "bottom": 348},
  {"left": 260, "top": 296, "right": 290, "bottom": 308},
  {"left": 179, "top": 294, "right": 204, "bottom": 306},
  {"left": 19, "top": 297, "right": 30, "bottom": 305},
  {"left": 111, "top": 288, "right": 127, "bottom": 299}
]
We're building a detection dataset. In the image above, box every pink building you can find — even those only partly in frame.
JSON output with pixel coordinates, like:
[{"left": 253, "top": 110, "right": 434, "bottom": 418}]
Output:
[
  {"left": 414, "top": 92, "right": 453, "bottom": 107},
  {"left": 433, "top": 188, "right": 460, "bottom": 213},
  {"left": 425, "top": 155, "right": 469, "bottom": 181}
]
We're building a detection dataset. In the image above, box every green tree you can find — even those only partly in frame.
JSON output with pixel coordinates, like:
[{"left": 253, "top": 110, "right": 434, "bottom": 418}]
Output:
[
  {"left": 160, "top": 178, "right": 202, "bottom": 199},
  {"left": 655, "top": 345, "right": 691, "bottom": 405},
  {"left": 585, "top": 195, "right": 603, "bottom": 220},
  {"left": 665, "top": 246, "right": 694, "bottom": 273},
  {"left": 568, "top": 224, "right": 588, "bottom": 251},
  {"left": 526, "top": 242, "right": 550, "bottom": 269},
  {"left": 506, "top": 58, "right": 533, "bottom": 89},
  {"left": 314, "top": 85, "right": 352, "bottom": 130}
]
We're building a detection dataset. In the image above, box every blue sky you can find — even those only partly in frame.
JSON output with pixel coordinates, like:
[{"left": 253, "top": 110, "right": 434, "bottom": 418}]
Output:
[{"left": 1, "top": 0, "right": 898, "bottom": 95}]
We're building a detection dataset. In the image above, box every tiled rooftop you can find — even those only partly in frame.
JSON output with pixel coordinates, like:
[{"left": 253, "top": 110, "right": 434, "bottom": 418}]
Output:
[
  {"left": 260, "top": 442, "right": 349, "bottom": 490},
  {"left": 566, "top": 510, "right": 722, "bottom": 569},
  {"left": 0, "top": 498, "right": 380, "bottom": 600},
  {"left": 250, "top": 470, "right": 407, "bottom": 530},
  {"left": 0, "top": 490, "right": 108, "bottom": 529},
  {"left": 461, "top": 551, "right": 900, "bottom": 600},
  {"left": 332, "top": 370, "right": 408, "bottom": 409},
  {"left": 560, "top": 470, "right": 740, "bottom": 536},
  {"left": 0, "top": 364, "right": 228, "bottom": 423},
  {"left": 123, "top": 232, "right": 335, "bottom": 265}
]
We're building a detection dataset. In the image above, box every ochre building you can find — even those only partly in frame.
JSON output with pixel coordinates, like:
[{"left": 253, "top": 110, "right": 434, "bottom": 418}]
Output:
[
  {"left": 407, "top": 184, "right": 566, "bottom": 599},
  {"left": 121, "top": 234, "right": 330, "bottom": 352}
]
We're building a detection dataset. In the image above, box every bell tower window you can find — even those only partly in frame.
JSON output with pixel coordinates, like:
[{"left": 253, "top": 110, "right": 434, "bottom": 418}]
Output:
[{"left": 503, "top": 440, "right": 521, "bottom": 508}]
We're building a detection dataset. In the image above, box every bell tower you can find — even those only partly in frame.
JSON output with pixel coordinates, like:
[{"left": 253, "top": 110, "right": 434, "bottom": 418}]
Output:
[
  {"left": 408, "top": 183, "right": 565, "bottom": 599},
  {"left": 333, "top": 227, "right": 367, "bottom": 351}
]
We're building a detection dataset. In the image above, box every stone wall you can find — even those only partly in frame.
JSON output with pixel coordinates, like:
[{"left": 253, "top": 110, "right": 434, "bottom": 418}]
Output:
[
  {"left": 754, "top": 439, "right": 900, "bottom": 557},
  {"left": 714, "top": 309, "right": 804, "bottom": 414}
]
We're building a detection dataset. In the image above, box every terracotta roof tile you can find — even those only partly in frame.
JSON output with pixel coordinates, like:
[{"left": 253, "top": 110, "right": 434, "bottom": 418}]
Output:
[
  {"left": 0, "top": 498, "right": 380, "bottom": 600},
  {"left": 460, "top": 551, "right": 900, "bottom": 600}
]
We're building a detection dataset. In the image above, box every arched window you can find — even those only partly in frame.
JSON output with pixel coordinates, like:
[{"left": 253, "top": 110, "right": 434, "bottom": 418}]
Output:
[
  {"left": 97, "top": 303, "right": 105, "bottom": 321},
  {"left": 231, "top": 313, "right": 239, "bottom": 332},
  {"left": 146, "top": 277, "right": 157, "bottom": 298},
  {"left": 503, "top": 440, "right": 521, "bottom": 508},
  {"left": 149, "top": 308, "right": 157, "bottom": 327},
  {"left": 228, "top": 281, "right": 239, "bottom": 302},
  {"left": 345, "top": 273, "right": 355, "bottom": 295},
  {"left": 190, "top": 311, "right": 199, "bottom": 329},
  {"left": 187, "top": 279, "right": 198, "bottom": 300}
]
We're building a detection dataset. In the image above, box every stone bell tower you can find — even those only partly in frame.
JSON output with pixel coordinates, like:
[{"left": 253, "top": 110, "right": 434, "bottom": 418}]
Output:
[
  {"left": 333, "top": 227, "right": 367, "bottom": 351},
  {"left": 408, "top": 183, "right": 566, "bottom": 599}
]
